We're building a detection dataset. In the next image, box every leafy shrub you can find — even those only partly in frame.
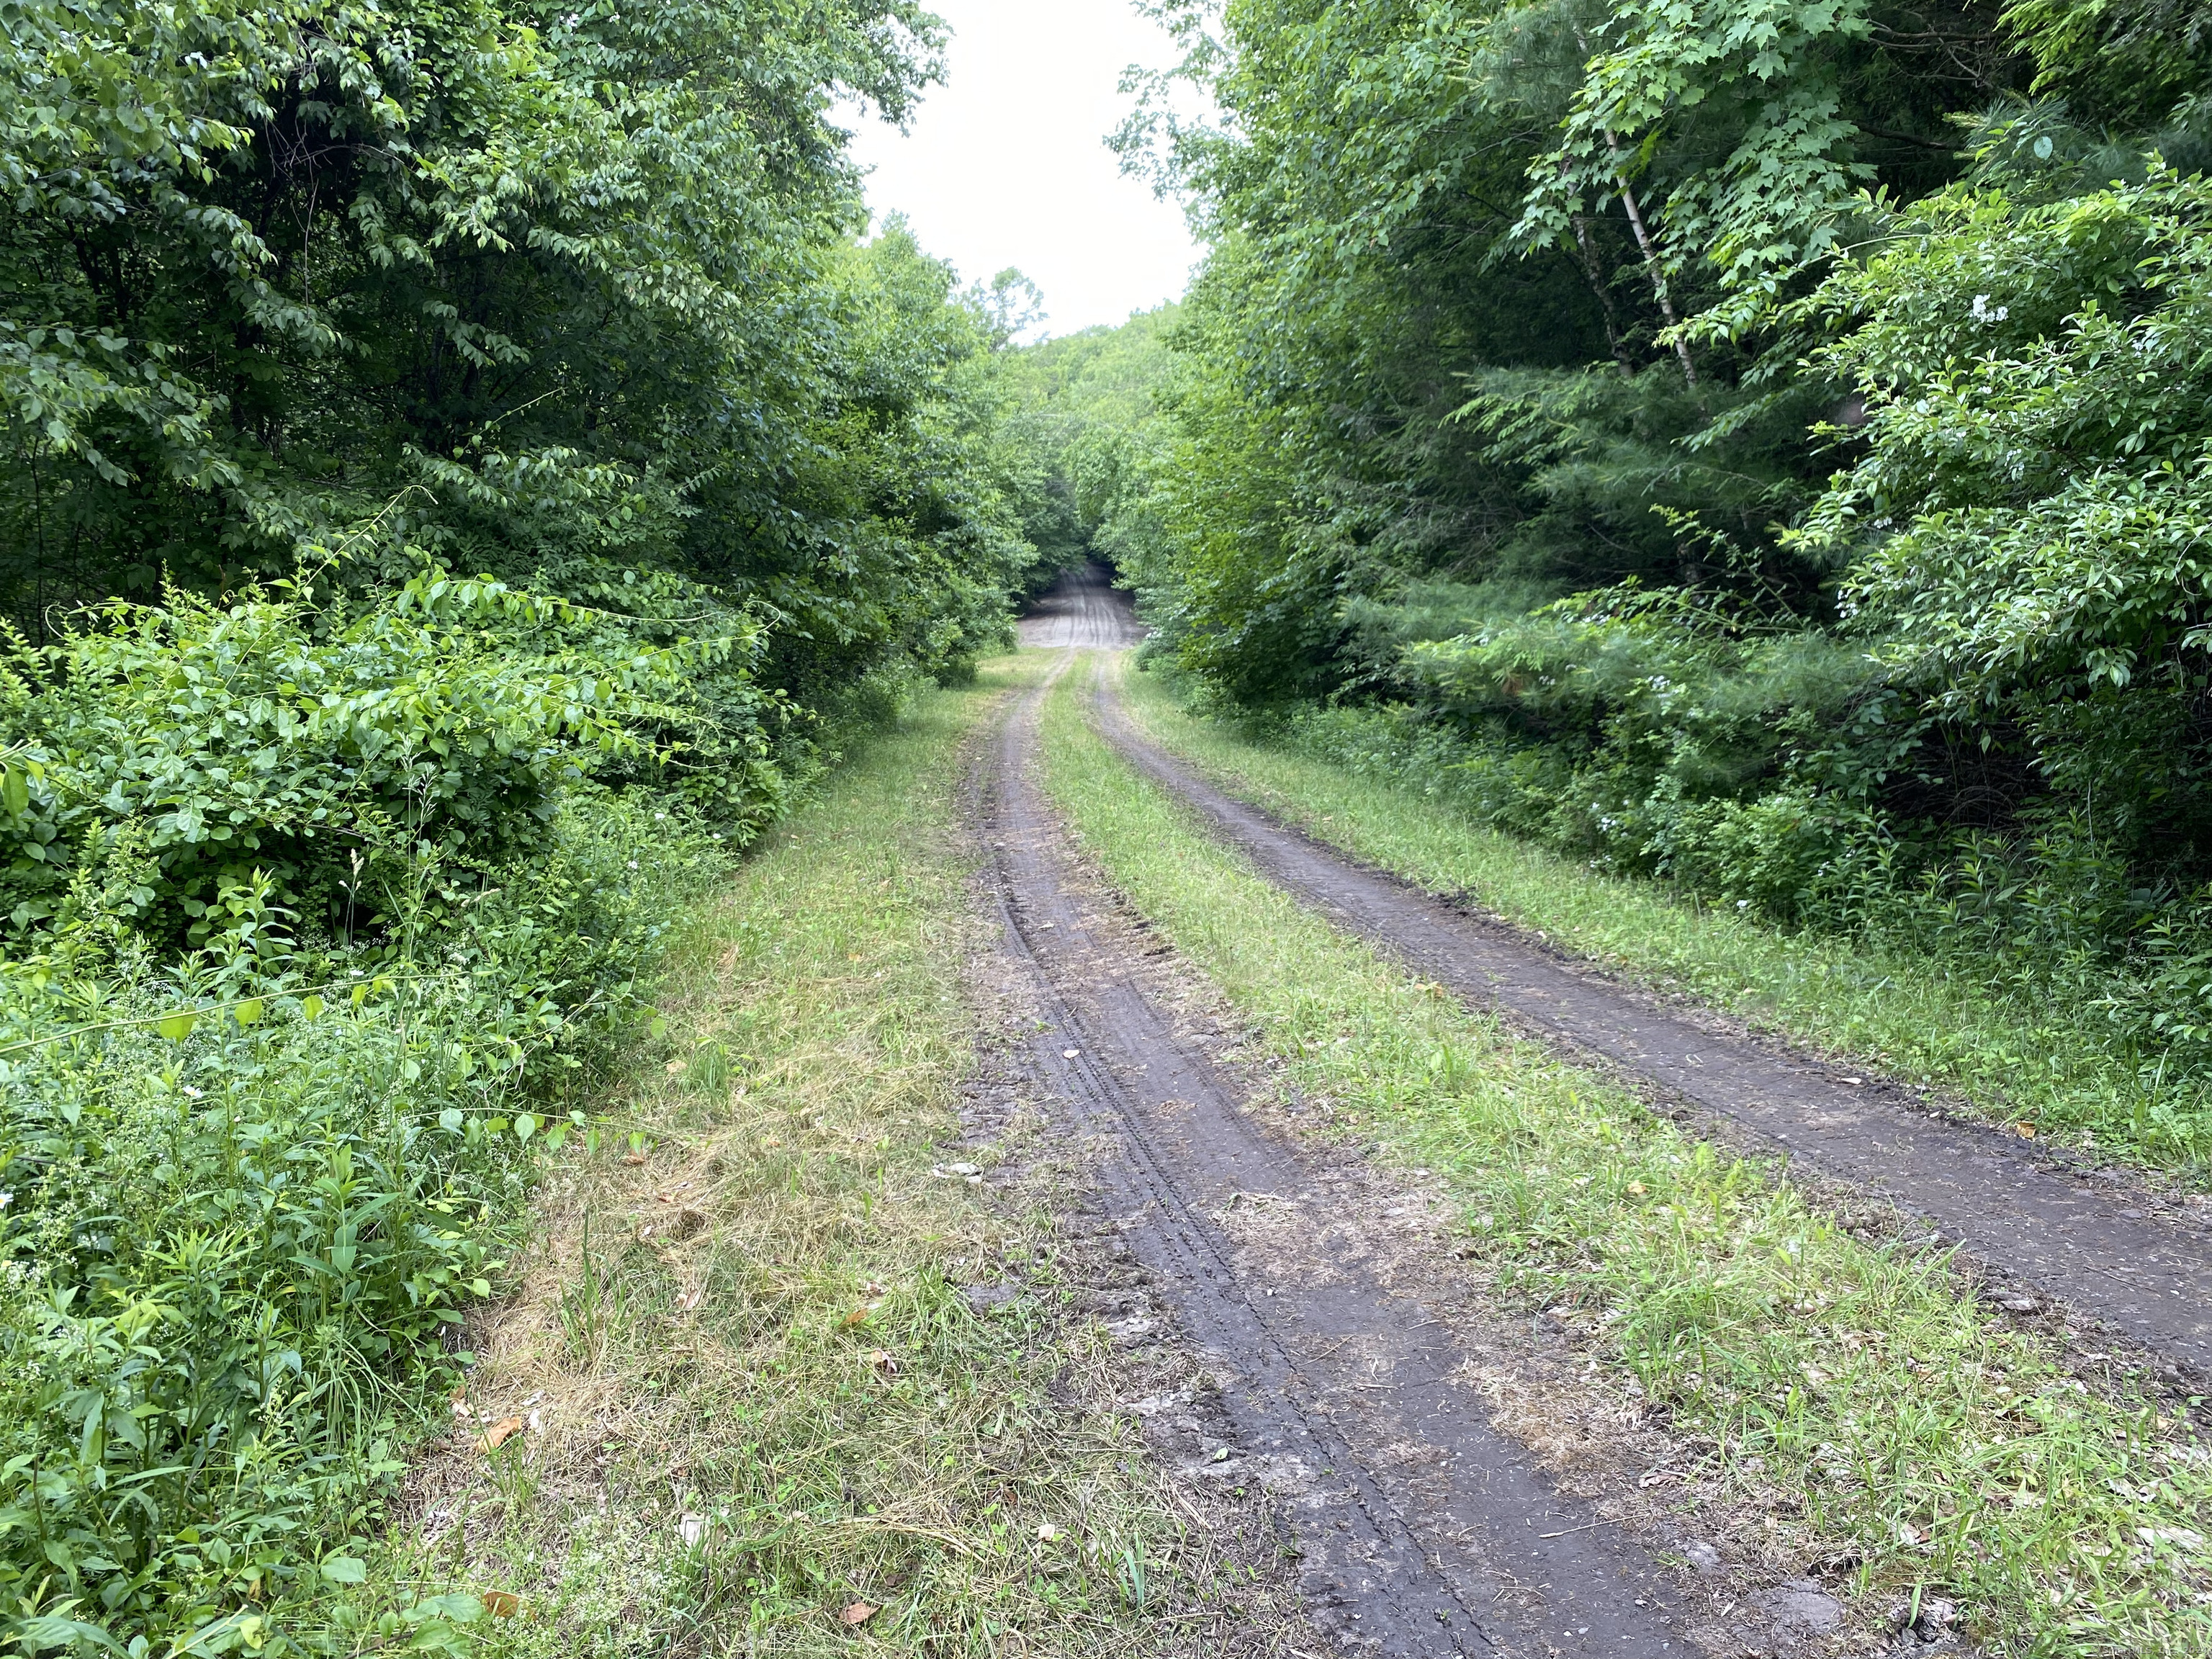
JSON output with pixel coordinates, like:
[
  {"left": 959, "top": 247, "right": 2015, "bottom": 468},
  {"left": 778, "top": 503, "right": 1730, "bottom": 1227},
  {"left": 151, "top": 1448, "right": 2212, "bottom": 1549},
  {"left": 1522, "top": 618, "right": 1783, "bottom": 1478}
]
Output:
[{"left": 0, "top": 570, "right": 737, "bottom": 1655}]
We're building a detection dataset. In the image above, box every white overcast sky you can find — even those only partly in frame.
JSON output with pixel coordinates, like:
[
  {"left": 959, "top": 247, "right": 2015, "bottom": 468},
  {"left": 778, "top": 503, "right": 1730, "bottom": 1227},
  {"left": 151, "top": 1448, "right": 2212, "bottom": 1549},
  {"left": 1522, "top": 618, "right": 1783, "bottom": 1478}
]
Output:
[{"left": 844, "top": 0, "right": 1200, "bottom": 338}]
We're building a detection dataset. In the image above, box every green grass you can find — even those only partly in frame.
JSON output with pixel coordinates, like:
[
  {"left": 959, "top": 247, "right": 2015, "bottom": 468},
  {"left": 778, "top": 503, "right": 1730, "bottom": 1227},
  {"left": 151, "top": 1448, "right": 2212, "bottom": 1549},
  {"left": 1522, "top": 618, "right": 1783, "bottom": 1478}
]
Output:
[
  {"left": 355, "top": 660, "right": 1299, "bottom": 1658},
  {"left": 1114, "top": 663, "right": 2199, "bottom": 1173},
  {"left": 1046, "top": 652, "right": 2212, "bottom": 1659}
]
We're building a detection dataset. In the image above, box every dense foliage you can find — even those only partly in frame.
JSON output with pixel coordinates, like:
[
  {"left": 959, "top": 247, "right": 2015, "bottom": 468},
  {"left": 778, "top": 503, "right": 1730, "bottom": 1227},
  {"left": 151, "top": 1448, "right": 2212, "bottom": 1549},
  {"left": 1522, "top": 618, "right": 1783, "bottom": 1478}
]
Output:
[
  {"left": 994, "top": 305, "right": 1181, "bottom": 590},
  {"left": 1111, "top": 0, "right": 2212, "bottom": 1154},
  {"left": 0, "top": 1, "right": 1046, "bottom": 1651}
]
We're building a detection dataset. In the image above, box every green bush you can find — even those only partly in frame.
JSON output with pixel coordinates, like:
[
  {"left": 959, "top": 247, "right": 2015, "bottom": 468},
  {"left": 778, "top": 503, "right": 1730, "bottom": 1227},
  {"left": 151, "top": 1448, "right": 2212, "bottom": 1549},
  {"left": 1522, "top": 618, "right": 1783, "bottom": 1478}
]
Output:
[{"left": 0, "top": 570, "right": 737, "bottom": 1656}]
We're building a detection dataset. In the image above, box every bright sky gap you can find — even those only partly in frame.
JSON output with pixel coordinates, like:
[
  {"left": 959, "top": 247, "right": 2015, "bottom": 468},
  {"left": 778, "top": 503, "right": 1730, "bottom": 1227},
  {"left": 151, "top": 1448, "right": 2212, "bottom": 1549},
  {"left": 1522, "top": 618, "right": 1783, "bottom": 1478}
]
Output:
[{"left": 844, "top": 0, "right": 1200, "bottom": 337}]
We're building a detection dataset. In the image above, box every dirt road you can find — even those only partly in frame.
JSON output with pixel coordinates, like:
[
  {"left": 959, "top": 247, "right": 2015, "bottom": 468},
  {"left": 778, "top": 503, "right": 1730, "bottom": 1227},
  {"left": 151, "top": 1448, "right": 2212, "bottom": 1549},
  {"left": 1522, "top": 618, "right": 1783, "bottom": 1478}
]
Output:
[
  {"left": 1016, "top": 562, "right": 1149, "bottom": 650},
  {"left": 1074, "top": 631, "right": 2212, "bottom": 1376},
  {"left": 982, "top": 655, "right": 1742, "bottom": 1657}
]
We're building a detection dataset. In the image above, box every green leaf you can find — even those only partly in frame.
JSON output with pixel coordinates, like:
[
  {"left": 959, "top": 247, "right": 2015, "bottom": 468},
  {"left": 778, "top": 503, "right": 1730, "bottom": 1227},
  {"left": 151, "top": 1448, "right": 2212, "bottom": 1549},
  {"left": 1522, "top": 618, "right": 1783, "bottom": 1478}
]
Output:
[
  {"left": 320, "top": 1555, "right": 369, "bottom": 1585},
  {"left": 157, "top": 1011, "right": 199, "bottom": 1042}
]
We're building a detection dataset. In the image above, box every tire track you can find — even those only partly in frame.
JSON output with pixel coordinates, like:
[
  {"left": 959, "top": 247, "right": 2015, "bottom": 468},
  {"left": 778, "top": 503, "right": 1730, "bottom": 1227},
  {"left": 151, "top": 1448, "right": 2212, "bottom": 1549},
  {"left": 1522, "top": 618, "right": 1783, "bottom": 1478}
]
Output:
[
  {"left": 981, "top": 655, "right": 1708, "bottom": 1658},
  {"left": 1083, "top": 648, "right": 2212, "bottom": 1374}
]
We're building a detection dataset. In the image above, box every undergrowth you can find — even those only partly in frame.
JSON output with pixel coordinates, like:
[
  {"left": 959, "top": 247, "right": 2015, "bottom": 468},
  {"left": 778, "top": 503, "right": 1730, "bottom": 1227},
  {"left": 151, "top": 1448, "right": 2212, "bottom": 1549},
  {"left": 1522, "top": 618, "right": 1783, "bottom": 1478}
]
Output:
[
  {"left": 1053, "top": 652, "right": 2212, "bottom": 1659},
  {"left": 0, "top": 788, "right": 722, "bottom": 1658}
]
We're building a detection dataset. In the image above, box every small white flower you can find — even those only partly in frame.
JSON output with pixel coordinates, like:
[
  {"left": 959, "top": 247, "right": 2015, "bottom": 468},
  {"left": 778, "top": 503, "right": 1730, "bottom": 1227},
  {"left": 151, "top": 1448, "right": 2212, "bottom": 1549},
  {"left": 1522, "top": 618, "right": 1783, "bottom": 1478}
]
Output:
[
  {"left": 0, "top": 1192, "right": 12, "bottom": 1208},
  {"left": 181, "top": 1084, "right": 204, "bottom": 1100},
  {"left": 627, "top": 860, "right": 639, "bottom": 870}
]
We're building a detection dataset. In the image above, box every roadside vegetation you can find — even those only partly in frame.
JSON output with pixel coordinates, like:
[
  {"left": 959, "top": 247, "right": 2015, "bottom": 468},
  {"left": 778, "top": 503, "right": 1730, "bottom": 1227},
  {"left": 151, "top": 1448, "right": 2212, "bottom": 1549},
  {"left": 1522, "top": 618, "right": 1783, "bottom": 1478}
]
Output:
[
  {"left": 0, "top": 4, "right": 1065, "bottom": 1653},
  {"left": 1043, "top": 655, "right": 2212, "bottom": 1659},
  {"left": 1117, "top": 665, "right": 2208, "bottom": 1171},
  {"left": 1043, "top": 0, "right": 2212, "bottom": 1166},
  {"left": 367, "top": 662, "right": 1289, "bottom": 1658}
]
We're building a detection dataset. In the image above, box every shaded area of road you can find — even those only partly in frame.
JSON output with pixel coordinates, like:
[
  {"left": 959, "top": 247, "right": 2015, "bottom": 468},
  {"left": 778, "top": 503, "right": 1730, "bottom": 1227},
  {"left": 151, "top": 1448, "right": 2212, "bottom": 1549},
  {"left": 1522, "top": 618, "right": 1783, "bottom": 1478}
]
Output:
[{"left": 1017, "top": 562, "right": 1148, "bottom": 649}]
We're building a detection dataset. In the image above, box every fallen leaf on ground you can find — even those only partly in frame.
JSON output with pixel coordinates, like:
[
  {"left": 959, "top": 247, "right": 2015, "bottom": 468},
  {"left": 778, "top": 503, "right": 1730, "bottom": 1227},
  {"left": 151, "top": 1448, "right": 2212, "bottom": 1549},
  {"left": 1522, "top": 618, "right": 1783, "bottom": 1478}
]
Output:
[
  {"left": 2140, "top": 1525, "right": 2206, "bottom": 1552},
  {"left": 840, "top": 1602, "right": 878, "bottom": 1626},
  {"left": 478, "top": 1416, "right": 526, "bottom": 1452},
  {"left": 483, "top": 1591, "right": 522, "bottom": 1618},
  {"left": 866, "top": 1349, "right": 897, "bottom": 1372},
  {"left": 678, "top": 1285, "right": 705, "bottom": 1311}
]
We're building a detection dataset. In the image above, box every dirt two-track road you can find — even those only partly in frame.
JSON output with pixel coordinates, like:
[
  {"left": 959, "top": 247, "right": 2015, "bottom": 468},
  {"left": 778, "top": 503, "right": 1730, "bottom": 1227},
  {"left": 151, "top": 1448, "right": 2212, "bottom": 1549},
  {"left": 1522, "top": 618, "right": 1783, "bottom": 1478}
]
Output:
[{"left": 977, "top": 565, "right": 2212, "bottom": 1658}]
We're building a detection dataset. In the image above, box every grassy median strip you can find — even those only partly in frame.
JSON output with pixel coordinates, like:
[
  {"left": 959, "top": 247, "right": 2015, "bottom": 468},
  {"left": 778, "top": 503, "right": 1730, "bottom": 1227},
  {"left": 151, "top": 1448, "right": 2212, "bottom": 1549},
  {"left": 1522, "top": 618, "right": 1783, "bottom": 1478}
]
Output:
[
  {"left": 1048, "top": 654, "right": 2212, "bottom": 1659},
  {"left": 358, "top": 659, "right": 1287, "bottom": 1658},
  {"left": 1113, "top": 665, "right": 2192, "bottom": 1172}
]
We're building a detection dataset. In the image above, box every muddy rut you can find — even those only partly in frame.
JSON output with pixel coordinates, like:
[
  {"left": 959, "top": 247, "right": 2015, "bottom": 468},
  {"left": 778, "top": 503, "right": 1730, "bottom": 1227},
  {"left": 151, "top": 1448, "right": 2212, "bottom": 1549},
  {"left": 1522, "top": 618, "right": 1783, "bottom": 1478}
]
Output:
[
  {"left": 983, "top": 657, "right": 1712, "bottom": 1658},
  {"left": 1074, "top": 631, "right": 2212, "bottom": 1375}
]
